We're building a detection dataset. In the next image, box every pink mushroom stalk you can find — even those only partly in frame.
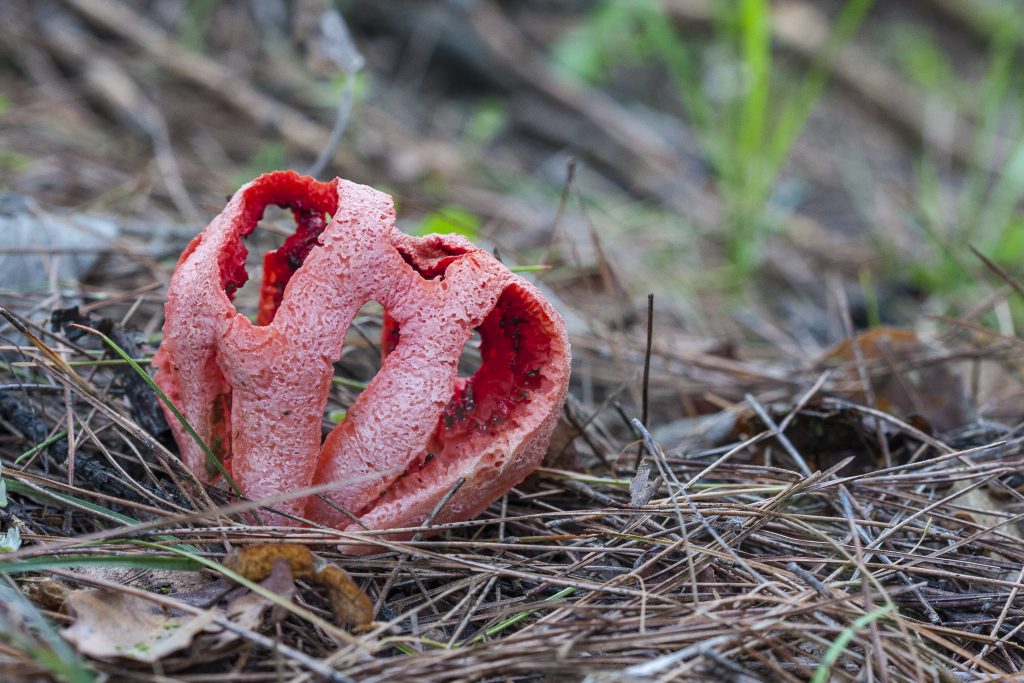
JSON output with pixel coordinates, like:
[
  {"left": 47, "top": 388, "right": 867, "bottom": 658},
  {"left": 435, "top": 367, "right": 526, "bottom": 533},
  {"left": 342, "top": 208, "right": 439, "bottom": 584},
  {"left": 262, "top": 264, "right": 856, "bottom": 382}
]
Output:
[{"left": 153, "top": 171, "right": 570, "bottom": 545}]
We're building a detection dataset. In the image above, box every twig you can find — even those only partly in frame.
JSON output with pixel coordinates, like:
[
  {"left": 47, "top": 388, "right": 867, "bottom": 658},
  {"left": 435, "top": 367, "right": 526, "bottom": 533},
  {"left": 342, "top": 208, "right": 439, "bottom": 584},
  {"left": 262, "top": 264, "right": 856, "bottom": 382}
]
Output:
[{"left": 634, "top": 293, "right": 655, "bottom": 472}]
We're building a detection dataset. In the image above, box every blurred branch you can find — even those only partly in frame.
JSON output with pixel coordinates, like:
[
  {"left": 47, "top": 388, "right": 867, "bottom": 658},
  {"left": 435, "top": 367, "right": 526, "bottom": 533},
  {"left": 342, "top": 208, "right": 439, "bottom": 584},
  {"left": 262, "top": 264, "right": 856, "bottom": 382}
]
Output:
[
  {"left": 63, "top": 0, "right": 367, "bottom": 179},
  {"left": 467, "top": 2, "right": 721, "bottom": 225},
  {"left": 294, "top": 0, "right": 364, "bottom": 178},
  {"left": 35, "top": 11, "right": 199, "bottom": 222},
  {"left": 918, "top": 0, "right": 1024, "bottom": 43}
]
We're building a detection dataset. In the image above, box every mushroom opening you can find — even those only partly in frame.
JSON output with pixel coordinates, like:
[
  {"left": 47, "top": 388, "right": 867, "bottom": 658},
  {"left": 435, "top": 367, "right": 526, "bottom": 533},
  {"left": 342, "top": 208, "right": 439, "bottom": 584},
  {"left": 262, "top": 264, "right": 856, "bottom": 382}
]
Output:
[
  {"left": 458, "top": 329, "right": 483, "bottom": 377},
  {"left": 394, "top": 239, "right": 470, "bottom": 282},
  {"left": 218, "top": 175, "right": 338, "bottom": 326},
  {"left": 354, "top": 282, "right": 559, "bottom": 517},
  {"left": 256, "top": 207, "right": 330, "bottom": 326},
  {"left": 427, "top": 282, "right": 556, "bottom": 461},
  {"left": 325, "top": 301, "right": 387, "bottom": 433}
]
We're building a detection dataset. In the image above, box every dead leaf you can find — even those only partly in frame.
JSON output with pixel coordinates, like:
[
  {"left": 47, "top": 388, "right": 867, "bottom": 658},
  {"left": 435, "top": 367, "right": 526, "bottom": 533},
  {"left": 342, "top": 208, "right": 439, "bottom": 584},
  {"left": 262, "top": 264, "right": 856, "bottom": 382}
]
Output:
[
  {"left": 61, "top": 590, "right": 216, "bottom": 662},
  {"left": 21, "top": 577, "right": 69, "bottom": 611},
  {"left": 820, "top": 327, "right": 971, "bottom": 433},
  {"left": 209, "top": 558, "right": 297, "bottom": 648},
  {"left": 319, "top": 564, "right": 374, "bottom": 629},
  {"left": 629, "top": 461, "right": 662, "bottom": 507}
]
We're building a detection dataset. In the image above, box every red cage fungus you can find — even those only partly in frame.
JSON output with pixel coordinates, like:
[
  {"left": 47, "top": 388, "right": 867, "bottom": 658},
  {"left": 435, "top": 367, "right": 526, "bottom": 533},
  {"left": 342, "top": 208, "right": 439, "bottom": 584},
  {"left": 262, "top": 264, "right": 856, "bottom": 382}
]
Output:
[{"left": 153, "top": 171, "right": 570, "bottom": 547}]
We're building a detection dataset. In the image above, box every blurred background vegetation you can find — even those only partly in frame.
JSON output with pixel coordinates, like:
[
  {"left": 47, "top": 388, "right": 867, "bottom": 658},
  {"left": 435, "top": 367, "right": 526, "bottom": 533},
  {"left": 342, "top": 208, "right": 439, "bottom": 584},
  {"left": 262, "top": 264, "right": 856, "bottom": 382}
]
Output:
[{"left": 2, "top": 0, "right": 1024, "bottom": 348}]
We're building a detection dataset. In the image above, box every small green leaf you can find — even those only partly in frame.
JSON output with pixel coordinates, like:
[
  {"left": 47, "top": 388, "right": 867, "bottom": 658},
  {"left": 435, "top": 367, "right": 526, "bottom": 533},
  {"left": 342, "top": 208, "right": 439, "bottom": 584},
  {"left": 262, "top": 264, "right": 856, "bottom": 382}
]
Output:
[
  {"left": 464, "top": 98, "right": 508, "bottom": 147},
  {"left": 414, "top": 205, "right": 482, "bottom": 240},
  {"left": 0, "top": 527, "right": 19, "bottom": 553}
]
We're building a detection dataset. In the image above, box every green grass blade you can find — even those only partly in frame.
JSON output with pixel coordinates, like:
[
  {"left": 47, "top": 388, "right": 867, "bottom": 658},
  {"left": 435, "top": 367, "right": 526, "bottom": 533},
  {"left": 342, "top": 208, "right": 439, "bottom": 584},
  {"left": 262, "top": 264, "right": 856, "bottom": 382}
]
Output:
[
  {"left": 14, "top": 429, "right": 67, "bottom": 465},
  {"left": 466, "top": 586, "right": 576, "bottom": 645},
  {"left": 810, "top": 604, "right": 893, "bottom": 683},
  {"left": 0, "top": 553, "right": 199, "bottom": 574},
  {"left": 638, "top": 1, "right": 720, "bottom": 172},
  {"left": 737, "top": 0, "right": 771, "bottom": 168},
  {"left": 2, "top": 479, "right": 197, "bottom": 552},
  {"left": 4, "top": 478, "right": 141, "bottom": 525}
]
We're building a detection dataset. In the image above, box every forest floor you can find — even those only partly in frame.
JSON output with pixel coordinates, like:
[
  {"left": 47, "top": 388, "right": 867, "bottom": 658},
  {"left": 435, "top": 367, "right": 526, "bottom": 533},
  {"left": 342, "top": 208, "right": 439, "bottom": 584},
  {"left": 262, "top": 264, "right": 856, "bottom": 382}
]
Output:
[{"left": 2, "top": 1, "right": 1024, "bottom": 681}]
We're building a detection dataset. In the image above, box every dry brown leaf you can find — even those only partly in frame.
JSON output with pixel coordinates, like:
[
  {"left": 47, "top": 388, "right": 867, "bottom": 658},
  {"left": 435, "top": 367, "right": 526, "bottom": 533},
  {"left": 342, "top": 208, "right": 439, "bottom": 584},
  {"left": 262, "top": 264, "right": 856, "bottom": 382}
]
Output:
[
  {"left": 820, "top": 326, "right": 970, "bottom": 433},
  {"left": 209, "top": 557, "right": 297, "bottom": 648},
  {"left": 21, "top": 577, "right": 70, "bottom": 610},
  {"left": 61, "top": 590, "right": 216, "bottom": 662}
]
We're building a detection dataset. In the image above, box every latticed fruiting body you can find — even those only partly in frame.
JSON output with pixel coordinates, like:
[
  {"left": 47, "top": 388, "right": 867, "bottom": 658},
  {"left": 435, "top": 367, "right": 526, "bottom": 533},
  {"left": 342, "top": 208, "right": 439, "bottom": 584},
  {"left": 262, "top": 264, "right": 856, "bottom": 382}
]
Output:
[{"left": 154, "top": 171, "right": 570, "bottom": 549}]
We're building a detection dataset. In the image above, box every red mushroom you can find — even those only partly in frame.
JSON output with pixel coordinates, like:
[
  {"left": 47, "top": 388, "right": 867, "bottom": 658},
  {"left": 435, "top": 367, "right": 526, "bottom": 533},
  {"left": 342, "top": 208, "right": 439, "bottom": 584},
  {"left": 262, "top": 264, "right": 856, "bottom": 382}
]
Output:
[{"left": 154, "top": 171, "right": 570, "bottom": 544}]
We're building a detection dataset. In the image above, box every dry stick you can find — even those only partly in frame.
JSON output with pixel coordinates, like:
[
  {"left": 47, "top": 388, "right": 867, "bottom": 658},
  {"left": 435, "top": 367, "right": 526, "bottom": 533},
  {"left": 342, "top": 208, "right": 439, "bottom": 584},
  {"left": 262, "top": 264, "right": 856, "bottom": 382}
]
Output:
[
  {"left": 633, "top": 419, "right": 794, "bottom": 603},
  {"left": 744, "top": 393, "right": 813, "bottom": 478},
  {"left": 972, "top": 244, "right": 1024, "bottom": 302},
  {"left": 542, "top": 156, "right": 577, "bottom": 266},
  {"left": 62, "top": 322, "right": 185, "bottom": 509},
  {"left": 3, "top": 468, "right": 186, "bottom": 520},
  {"left": 634, "top": 293, "right": 655, "bottom": 473},
  {"left": 27, "top": 358, "right": 216, "bottom": 515},
  {"left": 305, "top": 70, "right": 356, "bottom": 178},
  {"left": 818, "top": 440, "right": 1003, "bottom": 489},
  {"left": 776, "top": 369, "right": 832, "bottom": 434},
  {"left": 0, "top": 459, "right": 403, "bottom": 566},
  {"left": 311, "top": 554, "right": 676, "bottom": 678},
  {"left": 818, "top": 397, "right": 1024, "bottom": 504},
  {"left": 780, "top": 516, "right": 933, "bottom": 680},
  {"left": 468, "top": 3, "right": 686, "bottom": 209},
  {"left": 561, "top": 398, "right": 614, "bottom": 471},
  {"left": 61, "top": 384, "right": 75, "bottom": 535},
  {"left": 446, "top": 575, "right": 499, "bottom": 647},
  {"left": 34, "top": 10, "right": 199, "bottom": 222},
  {"left": 1, "top": 309, "right": 203, "bottom": 509},
  {"left": 681, "top": 431, "right": 773, "bottom": 491},
  {"left": 839, "top": 493, "right": 892, "bottom": 683},
  {"left": 836, "top": 485, "right": 942, "bottom": 626},
  {"left": 833, "top": 278, "right": 893, "bottom": 468},
  {"left": 0, "top": 308, "right": 91, "bottom": 395},
  {"left": 74, "top": 418, "right": 181, "bottom": 511},
  {"left": 975, "top": 561, "right": 1024, "bottom": 668}
]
